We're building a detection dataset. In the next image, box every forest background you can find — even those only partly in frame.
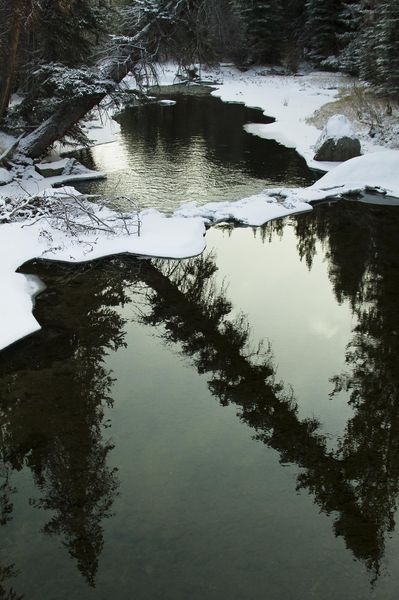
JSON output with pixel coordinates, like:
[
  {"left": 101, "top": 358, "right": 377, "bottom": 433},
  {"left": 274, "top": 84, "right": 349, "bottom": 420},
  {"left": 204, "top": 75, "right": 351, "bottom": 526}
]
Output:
[{"left": 0, "top": 0, "right": 397, "bottom": 152}]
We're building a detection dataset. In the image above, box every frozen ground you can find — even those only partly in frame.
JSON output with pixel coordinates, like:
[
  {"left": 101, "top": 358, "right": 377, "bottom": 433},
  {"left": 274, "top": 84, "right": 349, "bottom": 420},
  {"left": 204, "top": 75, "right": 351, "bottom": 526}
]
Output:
[{"left": 1, "top": 64, "right": 399, "bottom": 351}]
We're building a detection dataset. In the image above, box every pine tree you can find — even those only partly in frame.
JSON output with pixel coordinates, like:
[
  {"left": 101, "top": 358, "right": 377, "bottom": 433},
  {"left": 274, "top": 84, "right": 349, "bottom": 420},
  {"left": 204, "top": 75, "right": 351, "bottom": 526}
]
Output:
[
  {"left": 305, "top": 0, "right": 340, "bottom": 65},
  {"left": 357, "top": 3, "right": 379, "bottom": 84},
  {"left": 375, "top": 0, "right": 399, "bottom": 96},
  {"left": 281, "top": 0, "right": 306, "bottom": 71},
  {"left": 0, "top": 0, "right": 31, "bottom": 120},
  {"left": 34, "top": 0, "right": 111, "bottom": 66},
  {"left": 336, "top": 0, "right": 364, "bottom": 73},
  {"left": 231, "top": 0, "right": 284, "bottom": 64}
]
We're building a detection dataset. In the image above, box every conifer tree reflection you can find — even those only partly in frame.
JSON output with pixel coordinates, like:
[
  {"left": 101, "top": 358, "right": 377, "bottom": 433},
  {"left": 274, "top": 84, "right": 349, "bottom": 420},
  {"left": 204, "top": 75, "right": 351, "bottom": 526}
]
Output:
[
  {"left": 0, "top": 259, "right": 135, "bottom": 586},
  {"left": 137, "top": 251, "right": 382, "bottom": 570},
  {"left": 0, "top": 562, "right": 23, "bottom": 600},
  {"left": 1, "top": 211, "right": 397, "bottom": 588},
  {"left": 294, "top": 200, "right": 399, "bottom": 575}
]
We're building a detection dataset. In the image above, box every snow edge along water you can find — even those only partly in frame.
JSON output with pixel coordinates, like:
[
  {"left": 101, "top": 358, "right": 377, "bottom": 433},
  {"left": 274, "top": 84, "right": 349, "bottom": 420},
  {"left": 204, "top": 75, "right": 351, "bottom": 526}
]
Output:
[{"left": 1, "top": 65, "right": 399, "bottom": 351}]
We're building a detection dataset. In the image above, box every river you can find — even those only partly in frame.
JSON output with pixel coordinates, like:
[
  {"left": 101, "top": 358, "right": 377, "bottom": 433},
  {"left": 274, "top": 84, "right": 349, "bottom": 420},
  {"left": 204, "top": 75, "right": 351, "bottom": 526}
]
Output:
[{"left": 0, "top": 89, "right": 398, "bottom": 600}]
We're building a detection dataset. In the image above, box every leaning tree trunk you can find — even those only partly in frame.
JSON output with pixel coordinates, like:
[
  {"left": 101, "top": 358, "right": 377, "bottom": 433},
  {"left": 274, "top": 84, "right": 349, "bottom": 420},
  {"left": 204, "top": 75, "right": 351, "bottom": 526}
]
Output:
[
  {"left": 18, "top": 54, "right": 141, "bottom": 159},
  {"left": 17, "top": 1, "right": 156, "bottom": 159},
  {"left": 17, "top": 0, "right": 209, "bottom": 159}
]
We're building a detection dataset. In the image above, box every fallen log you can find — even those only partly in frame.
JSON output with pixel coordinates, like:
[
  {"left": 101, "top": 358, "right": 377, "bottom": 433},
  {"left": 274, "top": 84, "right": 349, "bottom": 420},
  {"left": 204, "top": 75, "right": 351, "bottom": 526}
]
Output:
[
  {"left": 18, "top": 54, "right": 141, "bottom": 159},
  {"left": 16, "top": 0, "right": 193, "bottom": 160}
]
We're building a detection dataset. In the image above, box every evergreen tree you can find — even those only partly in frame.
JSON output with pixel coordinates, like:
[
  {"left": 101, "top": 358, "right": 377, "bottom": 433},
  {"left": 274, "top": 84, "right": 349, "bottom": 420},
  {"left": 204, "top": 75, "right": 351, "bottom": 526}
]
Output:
[
  {"left": 34, "top": 0, "right": 110, "bottom": 66},
  {"left": 375, "top": 0, "right": 399, "bottom": 96},
  {"left": 336, "top": 0, "right": 364, "bottom": 73},
  {"left": 231, "top": 0, "right": 284, "bottom": 64},
  {"left": 354, "top": 3, "right": 378, "bottom": 84},
  {"left": 282, "top": 0, "right": 307, "bottom": 71},
  {"left": 0, "top": 0, "right": 31, "bottom": 120},
  {"left": 305, "top": 0, "right": 340, "bottom": 65}
]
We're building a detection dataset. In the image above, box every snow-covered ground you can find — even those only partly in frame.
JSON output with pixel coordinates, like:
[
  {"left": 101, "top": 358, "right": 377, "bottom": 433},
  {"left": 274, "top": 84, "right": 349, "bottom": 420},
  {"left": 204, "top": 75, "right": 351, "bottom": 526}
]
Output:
[
  {"left": 175, "top": 151, "right": 399, "bottom": 224},
  {"left": 1, "top": 63, "right": 399, "bottom": 352},
  {"left": 156, "top": 63, "right": 389, "bottom": 171},
  {"left": 0, "top": 192, "right": 206, "bottom": 351}
]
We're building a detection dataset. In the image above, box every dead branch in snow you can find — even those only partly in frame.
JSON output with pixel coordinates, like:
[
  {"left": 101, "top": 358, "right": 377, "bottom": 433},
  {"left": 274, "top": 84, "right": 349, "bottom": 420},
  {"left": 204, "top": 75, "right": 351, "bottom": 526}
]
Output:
[{"left": 2, "top": 191, "right": 142, "bottom": 239}]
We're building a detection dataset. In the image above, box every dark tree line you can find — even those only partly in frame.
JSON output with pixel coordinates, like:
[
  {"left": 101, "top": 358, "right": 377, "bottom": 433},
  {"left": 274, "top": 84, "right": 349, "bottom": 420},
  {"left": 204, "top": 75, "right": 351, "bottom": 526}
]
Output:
[
  {"left": 0, "top": 0, "right": 397, "bottom": 157},
  {"left": 227, "top": 0, "right": 399, "bottom": 96}
]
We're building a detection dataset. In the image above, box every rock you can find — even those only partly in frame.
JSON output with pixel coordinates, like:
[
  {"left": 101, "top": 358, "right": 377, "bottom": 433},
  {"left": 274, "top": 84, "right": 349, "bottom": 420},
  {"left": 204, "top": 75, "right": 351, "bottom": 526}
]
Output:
[
  {"left": 314, "top": 114, "right": 361, "bottom": 162},
  {"left": 0, "top": 167, "right": 12, "bottom": 186},
  {"left": 35, "top": 158, "right": 70, "bottom": 177}
]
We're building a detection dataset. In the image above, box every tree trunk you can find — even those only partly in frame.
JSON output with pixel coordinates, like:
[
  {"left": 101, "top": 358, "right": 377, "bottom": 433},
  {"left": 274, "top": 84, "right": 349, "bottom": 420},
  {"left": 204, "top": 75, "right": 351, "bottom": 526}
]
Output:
[
  {"left": 17, "top": 0, "right": 203, "bottom": 159},
  {"left": 18, "top": 53, "right": 141, "bottom": 159},
  {"left": 0, "top": 0, "right": 25, "bottom": 119}
]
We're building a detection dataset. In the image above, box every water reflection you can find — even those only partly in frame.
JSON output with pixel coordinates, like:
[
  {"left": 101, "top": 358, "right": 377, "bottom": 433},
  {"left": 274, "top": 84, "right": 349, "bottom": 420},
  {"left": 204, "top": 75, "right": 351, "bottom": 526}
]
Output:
[
  {"left": 0, "top": 561, "right": 22, "bottom": 600},
  {"left": 0, "top": 261, "right": 132, "bottom": 587},
  {"left": 137, "top": 251, "right": 384, "bottom": 574},
  {"left": 294, "top": 201, "right": 399, "bottom": 576},
  {"left": 0, "top": 202, "right": 399, "bottom": 595},
  {"left": 75, "top": 92, "right": 315, "bottom": 210}
]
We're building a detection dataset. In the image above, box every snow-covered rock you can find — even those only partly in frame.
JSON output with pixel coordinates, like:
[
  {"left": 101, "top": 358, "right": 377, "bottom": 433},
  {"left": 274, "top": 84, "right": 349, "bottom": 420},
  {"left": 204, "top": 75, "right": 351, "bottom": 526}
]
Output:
[
  {"left": 314, "top": 114, "right": 361, "bottom": 162},
  {"left": 0, "top": 168, "right": 12, "bottom": 186},
  {"left": 35, "top": 158, "right": 71, "bottom": 177}
]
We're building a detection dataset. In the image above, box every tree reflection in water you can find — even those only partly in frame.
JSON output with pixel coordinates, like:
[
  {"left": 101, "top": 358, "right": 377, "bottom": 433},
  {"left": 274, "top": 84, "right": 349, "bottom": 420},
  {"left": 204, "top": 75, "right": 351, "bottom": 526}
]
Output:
[
  {"left": 0, "top": 200, "right": 398, "bottom": 591},
  {"left": 0, "top": 260, "right": 135, "bottom": 589},
  {"left": 0, "top": 562, "right": 23, "bottom": 600},
  {"left": 294, "top": 200, "right": 399, "bottom": 578},
  {"left": 137, "top": 251, "right": 383, "bottom": 575}
]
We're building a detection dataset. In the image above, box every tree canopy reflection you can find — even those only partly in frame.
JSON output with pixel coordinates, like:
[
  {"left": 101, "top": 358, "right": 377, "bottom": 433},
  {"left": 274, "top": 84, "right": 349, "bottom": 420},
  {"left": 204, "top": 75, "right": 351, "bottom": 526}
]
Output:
[
  {"left": 0, "top": 260, "right": 132, "bottom": 589},
  {"left": 293, "top": 200, "right": 399, "bottom": 577},
  {"left": 0, "top": 201, "right": 398, "bottom": 591}
]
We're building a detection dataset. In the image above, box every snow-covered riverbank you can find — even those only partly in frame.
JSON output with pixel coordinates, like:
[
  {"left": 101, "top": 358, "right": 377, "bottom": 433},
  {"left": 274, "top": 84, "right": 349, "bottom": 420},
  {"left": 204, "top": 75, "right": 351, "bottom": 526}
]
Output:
[
  {"left": 155, "top": 63, "right": 391, "bottom": 171},
  {"left": 1, "top": 64, "right": 399, "bottom": 352},
  {"left": 0, "top": 192, "right": 206, "bottom": 351}
]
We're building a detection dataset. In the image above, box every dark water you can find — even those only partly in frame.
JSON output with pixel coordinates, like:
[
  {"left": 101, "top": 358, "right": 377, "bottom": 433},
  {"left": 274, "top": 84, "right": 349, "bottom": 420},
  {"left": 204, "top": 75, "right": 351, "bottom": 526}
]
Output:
[
  {"left": 2, "top": 93, "right": 399, "bottom": 599},
  {"left": 1, "top": 201, "right": 399, "bottom": 599},
  {"left": 73, "top": 90, "right": 315, "bottom": 211}
]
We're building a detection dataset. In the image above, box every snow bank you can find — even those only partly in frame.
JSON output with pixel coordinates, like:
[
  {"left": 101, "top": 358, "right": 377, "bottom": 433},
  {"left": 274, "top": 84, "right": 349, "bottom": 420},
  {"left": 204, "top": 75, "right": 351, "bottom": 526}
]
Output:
[
  {"left": 0, "top": 162, "right": 105, "bottom": 200},
  {"left": 174, "top": 151, "right": 399, "bottom": 224},
  {"left": 207, "top": 67, "right": 356, "bottom": 172},
  {"left": 308, "top": 150, "right": 399, "bottom": 198},
  {"left": 155, "top": 64, "right": 388, "bottom": 173},
  {"left": 175, "top": 193, "right": 312, "bottom": 226},
  {"left": 0, "top": 198, "right": 206, "bottom": 352},
  {"left": 0, "top": 168, "right": 12, "bottom": 185}
]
